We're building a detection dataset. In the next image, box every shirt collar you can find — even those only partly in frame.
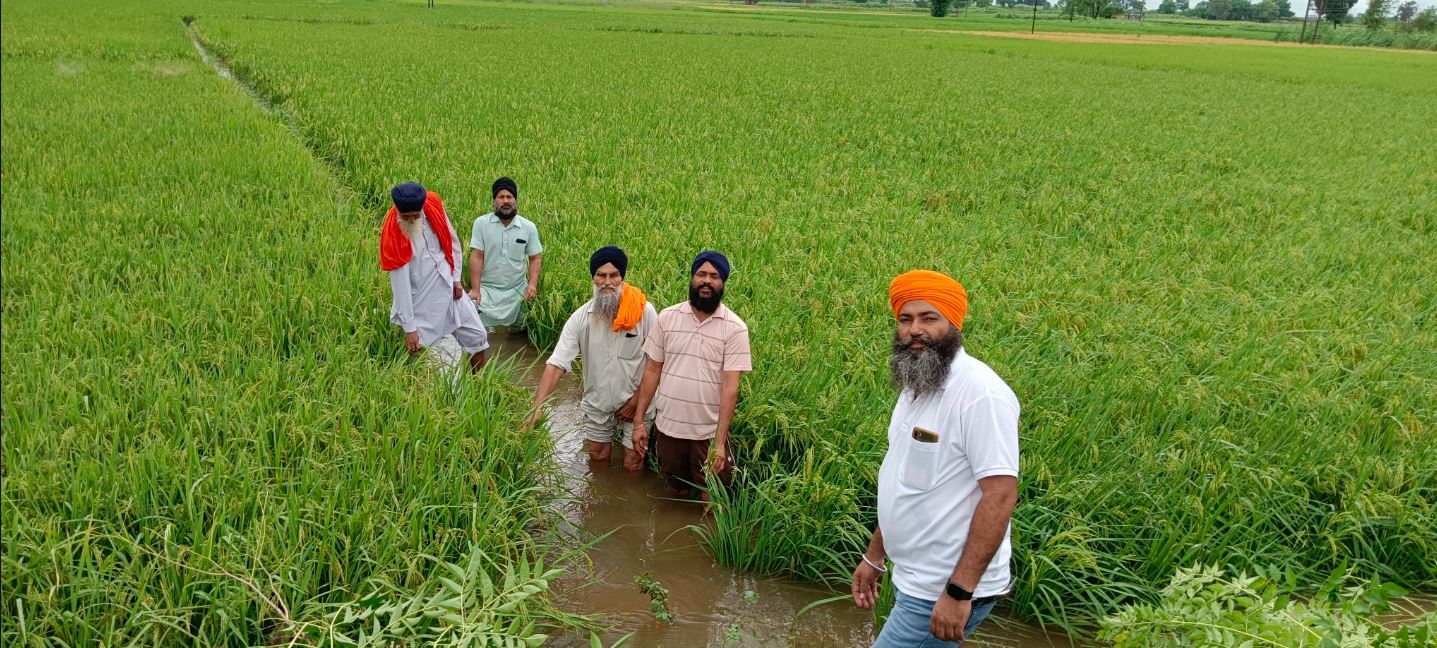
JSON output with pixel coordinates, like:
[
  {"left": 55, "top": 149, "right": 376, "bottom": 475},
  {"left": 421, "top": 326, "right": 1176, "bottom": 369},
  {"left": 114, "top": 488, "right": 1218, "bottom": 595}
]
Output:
[
  {"left": 678, "top": 301, "right": 729, "bottom": 322},
  {"left": 487, "top": 213, "right": 522, "bottom": 228}
]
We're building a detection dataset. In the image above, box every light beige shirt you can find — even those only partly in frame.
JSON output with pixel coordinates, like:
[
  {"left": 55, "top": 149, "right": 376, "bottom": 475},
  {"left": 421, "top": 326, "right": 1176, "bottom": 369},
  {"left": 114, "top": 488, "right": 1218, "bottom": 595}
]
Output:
[
  {"left": 547, "top": 298, "right": 659, "bottom": 420},
  {"left": 642, "top": 302, "right": 753, "bottom": 440}
]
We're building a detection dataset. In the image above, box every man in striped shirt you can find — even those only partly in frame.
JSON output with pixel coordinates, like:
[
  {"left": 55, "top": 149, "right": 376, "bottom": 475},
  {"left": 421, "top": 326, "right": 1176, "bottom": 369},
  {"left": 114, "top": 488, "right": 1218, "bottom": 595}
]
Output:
[{"left": 631, "top": 251, "right": 752, "bottom": 500}]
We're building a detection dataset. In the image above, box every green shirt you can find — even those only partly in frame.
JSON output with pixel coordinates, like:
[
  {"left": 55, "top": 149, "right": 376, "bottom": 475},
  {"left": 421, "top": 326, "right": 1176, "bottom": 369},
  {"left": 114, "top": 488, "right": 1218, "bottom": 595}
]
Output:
[{"left": 469, "top": 213, "right": 542, "bottom": 326}]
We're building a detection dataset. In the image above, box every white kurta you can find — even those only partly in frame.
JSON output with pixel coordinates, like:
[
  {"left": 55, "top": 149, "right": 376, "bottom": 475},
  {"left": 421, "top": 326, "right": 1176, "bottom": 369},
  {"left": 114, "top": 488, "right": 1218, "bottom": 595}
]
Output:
[{"left": 388, "top": 216, "right": 488, "bottom": 352}]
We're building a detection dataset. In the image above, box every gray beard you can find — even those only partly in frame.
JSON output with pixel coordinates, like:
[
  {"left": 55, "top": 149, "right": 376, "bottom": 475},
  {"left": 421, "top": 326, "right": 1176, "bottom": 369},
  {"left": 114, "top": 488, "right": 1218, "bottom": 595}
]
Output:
[
  {"left": 889, "top": 328, "right": 963, "bottom": 398},
  {"left": 592, "top": 285, "right": 621, "bottom": 321},
  {"left": 399, "top": 218, "right": 424, "bottom": 242}
]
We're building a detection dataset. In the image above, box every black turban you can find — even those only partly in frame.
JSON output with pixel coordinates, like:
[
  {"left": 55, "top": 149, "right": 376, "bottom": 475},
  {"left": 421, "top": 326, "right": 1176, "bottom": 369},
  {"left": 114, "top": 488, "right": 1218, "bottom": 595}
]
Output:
[
  {"left": 491, "top": 176, "right": 518, "bottom": 199},
  {"left": 691, "top": 250, "right": 730, "bottom": 282},
  {"left": 590, "top": 246, "right": 628, "bottom": 278},
  {"left": 391, "top": 182, "right": 426, "bottom": 212}
]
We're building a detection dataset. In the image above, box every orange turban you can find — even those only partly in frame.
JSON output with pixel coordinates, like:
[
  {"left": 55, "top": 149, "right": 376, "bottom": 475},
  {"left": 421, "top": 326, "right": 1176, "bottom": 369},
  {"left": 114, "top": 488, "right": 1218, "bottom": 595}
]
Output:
[{"left": 889, "top": 270, "right": 969, "bottom": 330}]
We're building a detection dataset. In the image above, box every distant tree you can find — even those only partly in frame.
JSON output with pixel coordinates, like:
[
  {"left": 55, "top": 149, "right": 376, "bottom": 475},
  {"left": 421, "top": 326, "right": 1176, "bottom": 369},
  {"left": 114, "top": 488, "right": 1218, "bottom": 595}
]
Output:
[
  {"left": 1276, "top": 0, "right": 1293, "bottom": 17},
  {"left": 1253, "top": 0, "right": 1279, "bottom": 20},
  {"left": 931, "top": 0, "right": 952, "bottom": 16},
  {"left": 1177, "top": 0, "right": 1191, "bottom": 11},
  {"left": 1229, "top": 0, "right": 1253, "bottom": 18},
  {"left": 1158, "top": 0, "right": 1178, "bottom": 12},
  {"left": 1207, "top": 0, "right": 1232, "bottom": 18},
  {"left": 1396, "top": 0, "right": 1418, "bottom": 22},
  {"left": 1188, "top": 0, "right": 1211, "bottom": 17},
  {"left": 996, "top": 0, "right": 1018, "bottom": 7},
  {"left": 1363, "top": 0, "right": 1390, "bottom": 28},
  {"left": 1413, "top": 6, "right": 1437, "bottom": 31},
  {"left": 1319, "top": 0, "right": 1357, "bottom": 26}
]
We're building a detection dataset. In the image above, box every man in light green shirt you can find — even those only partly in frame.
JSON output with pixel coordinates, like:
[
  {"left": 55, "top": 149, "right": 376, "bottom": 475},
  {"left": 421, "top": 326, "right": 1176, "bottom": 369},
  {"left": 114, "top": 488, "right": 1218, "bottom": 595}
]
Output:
[{"left": 467, "top": 176, "right": 543, "bottom": 329}]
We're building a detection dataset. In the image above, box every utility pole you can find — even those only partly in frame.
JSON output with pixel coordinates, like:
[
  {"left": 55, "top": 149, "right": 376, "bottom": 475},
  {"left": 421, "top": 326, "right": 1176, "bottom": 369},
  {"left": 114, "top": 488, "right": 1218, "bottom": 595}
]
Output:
[{"left": 1031, "top": 0, "right": 1040, "bottom": 33}]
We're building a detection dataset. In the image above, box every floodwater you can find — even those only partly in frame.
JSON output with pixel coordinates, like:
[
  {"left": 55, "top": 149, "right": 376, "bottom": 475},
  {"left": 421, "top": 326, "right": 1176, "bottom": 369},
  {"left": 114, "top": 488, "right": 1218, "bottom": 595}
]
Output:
[{"left": 438, "top": 331, "right": 1077, "bottom": 647}]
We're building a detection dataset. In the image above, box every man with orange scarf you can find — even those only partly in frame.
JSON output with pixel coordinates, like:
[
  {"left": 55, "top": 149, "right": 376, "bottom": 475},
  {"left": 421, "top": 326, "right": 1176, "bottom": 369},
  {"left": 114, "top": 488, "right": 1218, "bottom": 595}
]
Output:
[
  {"left": 381, "top": 182, "right": 488, "bottom": 373},
  {"left": 526, "top": 246, "right": 656, "bottom": 469},
  {"left": 852, "top": 270, "right": 1020, "bottom": 647}
]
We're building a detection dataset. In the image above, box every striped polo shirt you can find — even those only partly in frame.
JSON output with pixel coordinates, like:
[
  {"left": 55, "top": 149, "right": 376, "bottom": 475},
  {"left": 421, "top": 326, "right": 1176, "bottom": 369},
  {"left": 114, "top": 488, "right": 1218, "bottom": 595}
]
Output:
[{"left": 642, "top": 301, "right": 753, "bottom": 440}]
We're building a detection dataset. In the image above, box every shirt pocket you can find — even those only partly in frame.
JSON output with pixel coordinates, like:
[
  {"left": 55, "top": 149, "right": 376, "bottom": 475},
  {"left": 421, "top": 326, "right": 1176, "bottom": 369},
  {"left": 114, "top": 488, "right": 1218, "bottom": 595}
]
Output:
[
  {"left": 901, "top": 435, "right": 941, "bottom": 491},
  {"left": 509, "top": 239, "right": 528, "bottom": 263},
  {"left": 620, "top": 332, "right": 644, "bottom": 360}
]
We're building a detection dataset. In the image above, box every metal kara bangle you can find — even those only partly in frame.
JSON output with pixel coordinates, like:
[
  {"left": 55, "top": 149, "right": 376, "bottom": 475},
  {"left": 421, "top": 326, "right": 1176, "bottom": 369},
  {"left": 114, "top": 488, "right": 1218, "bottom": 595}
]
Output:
[{"left": 861, "top": 554, "right": 887, "bottom": 574}]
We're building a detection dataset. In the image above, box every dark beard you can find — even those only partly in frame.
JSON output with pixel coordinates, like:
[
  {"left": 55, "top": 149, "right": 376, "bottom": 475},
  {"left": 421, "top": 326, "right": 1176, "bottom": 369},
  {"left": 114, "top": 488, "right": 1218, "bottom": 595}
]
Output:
[
  {"left": 688, "top": 283, "right": 724, "bottom": 314},
  {"left": 889, "top": 327, "right": 963, "bottom": 397},
  {"left": 495, "top": 205, "right": 516, "bottom": 222}
]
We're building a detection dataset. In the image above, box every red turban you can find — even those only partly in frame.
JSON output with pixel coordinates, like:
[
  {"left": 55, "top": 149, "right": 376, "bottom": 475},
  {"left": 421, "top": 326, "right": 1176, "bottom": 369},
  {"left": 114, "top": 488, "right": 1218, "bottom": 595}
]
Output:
[
  {"left": 379, "top": 191, "right": 455, "bottom": 273},
  {"left": 888, "top": 270, "right": 969, "bottom": 330}
]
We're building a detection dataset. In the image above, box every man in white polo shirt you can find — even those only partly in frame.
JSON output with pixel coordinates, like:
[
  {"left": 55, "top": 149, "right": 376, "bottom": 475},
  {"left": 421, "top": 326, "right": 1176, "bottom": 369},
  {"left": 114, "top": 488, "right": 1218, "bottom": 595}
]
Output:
[
  {"left": 631, "top": 250, "right": 752, "bottom": 501},
  {"left": 852, "top": 270, "right": 1020, "bottom": 647}
]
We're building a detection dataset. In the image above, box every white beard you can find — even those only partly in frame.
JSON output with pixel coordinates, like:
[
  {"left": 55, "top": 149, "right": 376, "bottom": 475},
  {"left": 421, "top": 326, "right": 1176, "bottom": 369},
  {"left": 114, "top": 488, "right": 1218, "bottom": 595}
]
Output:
[
  {"left": 399, "top": 217, "right": 424, "bottom": 242},
  {"left": 592, "top": 284, "right": 621, "bottom": 321}
]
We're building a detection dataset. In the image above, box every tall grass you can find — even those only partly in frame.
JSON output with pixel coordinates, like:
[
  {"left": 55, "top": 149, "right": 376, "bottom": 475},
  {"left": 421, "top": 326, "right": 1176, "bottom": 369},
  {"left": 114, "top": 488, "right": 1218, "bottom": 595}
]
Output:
[
  {"left": 5, "top": 0, "right": 1435, "bottom": 640},
  {"left": 1, "top": 2, "right": 582, "bottom": 644}
]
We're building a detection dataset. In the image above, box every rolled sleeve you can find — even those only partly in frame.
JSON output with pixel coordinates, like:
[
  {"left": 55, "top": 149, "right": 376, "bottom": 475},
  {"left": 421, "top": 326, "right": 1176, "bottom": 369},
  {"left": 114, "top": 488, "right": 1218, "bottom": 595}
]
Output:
[
  {"left": 546, "top": 310, "right": 585, "bottom": 373},
  {"left": 961, "top": 395, "right": 1020, "bottom": 480},
  {"left": 722, "top": 327, "right": 752, "bottom": 372},
  {"left": 642, "top": 320, "right": 666, "bottom": 363},
  {"left": 525, "top": 223, "right": 543, "bottom": 256},
  {"left": 469, "top": 217, "right": 486, "bottom": 251}
]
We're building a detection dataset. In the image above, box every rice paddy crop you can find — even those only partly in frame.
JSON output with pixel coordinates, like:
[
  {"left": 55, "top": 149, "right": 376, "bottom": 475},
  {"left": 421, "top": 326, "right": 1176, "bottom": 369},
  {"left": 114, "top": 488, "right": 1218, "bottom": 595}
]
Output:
[{"left": 4, "top": 0, "right": 1435, "bottom": 643}]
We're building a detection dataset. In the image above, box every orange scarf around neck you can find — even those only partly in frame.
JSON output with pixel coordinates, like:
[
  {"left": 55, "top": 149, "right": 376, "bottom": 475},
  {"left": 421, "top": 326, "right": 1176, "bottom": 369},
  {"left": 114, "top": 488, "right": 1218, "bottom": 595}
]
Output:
[
  {"left": 379, "top": 192, "right": 454, "bottom": 273},
  {"left": 613, "top": 282, "right": 647, "bottom": 332}
]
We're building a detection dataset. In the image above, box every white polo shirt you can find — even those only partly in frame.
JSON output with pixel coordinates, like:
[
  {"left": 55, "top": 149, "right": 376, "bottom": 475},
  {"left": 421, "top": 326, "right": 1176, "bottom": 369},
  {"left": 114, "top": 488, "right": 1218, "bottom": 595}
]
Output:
[{"left": 877, "top": 348, "right": 1020, "bottom": 601}]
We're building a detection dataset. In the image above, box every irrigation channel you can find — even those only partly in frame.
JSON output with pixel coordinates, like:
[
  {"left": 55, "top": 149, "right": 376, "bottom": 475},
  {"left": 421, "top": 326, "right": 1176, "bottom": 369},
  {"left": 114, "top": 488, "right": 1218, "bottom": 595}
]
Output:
[{"left": 436, "top": 332, "right": 1077, "bottom": 648}]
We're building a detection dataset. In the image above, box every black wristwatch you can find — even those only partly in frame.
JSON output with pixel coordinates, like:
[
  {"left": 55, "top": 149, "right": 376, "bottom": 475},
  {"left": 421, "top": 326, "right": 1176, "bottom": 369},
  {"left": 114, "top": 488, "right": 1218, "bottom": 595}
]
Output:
[{"left": 944, "top": 581, "right": 974, "bottom": 602}]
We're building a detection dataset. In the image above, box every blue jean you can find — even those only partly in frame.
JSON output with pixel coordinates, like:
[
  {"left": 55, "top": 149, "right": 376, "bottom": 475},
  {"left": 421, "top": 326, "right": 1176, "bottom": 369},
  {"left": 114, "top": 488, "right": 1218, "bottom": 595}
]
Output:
[{"left": 872, "top": 589, "right": 998, "bottom": 648}]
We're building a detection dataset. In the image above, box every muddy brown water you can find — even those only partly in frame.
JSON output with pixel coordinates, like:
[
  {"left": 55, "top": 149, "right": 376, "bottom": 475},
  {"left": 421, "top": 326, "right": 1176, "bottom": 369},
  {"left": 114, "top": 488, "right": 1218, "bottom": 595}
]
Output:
[{"left": 437, "top": 331, "right": 1077, "bottom": 647}]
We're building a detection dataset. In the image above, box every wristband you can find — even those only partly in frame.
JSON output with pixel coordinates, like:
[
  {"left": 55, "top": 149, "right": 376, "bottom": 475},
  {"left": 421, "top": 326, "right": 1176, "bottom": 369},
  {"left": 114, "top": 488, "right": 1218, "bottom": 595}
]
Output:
[{"left": 861, "top": 554, "right": 887, "bottom": 574}]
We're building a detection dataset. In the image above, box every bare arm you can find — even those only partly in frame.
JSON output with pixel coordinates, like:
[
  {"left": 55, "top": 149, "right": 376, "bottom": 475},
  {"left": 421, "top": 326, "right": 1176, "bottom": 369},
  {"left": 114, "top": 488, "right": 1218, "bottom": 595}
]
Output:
[
  {"left": 629, "top": 359, "right": 663, "bottom": 454},
  {"left": 949, "top": 475, "right": 1018, "bottom": 591},
  {"left": 524, "top": 364, "right": 567, "bottom": 428},
  {"left": 929, "top": 475, "right": 1018, "bottom": 641},
  {"left": 852, "top": 525, "right": 886, "bottom": 609},
  {"left": 709, "top": 370, "right": 742, "bottom": 470},
  {"left": 524, "top": 254, "right": 542, "bottom": 300},
  {"left": 468, "top": 248, "right": 485, "bottom": 289}
]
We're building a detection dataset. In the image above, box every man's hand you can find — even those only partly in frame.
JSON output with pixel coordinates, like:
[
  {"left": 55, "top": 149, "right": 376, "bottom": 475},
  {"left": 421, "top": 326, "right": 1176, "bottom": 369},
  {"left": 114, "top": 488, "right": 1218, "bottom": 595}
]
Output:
[
  {"left": 522, "top": 408, "right": 543, "bottom": 432},
  {"left": 453, "top": 282, "right": 463, "bottom": 301},
  {"left": 523, "top": 284, "right": 538, "bottom": 301},
  {"left": 614, "top": 395, "right": 638, "bottom": 422},
  {"left": 632, "top": 421, "right": 650, "bottom": 456},
  {"left": 929, "top": 594, "right": 972, "bottom": 642},
  {"left": 405, "top": 331, "right": 421, "bottom": 355},
  {"left": 851, "top": 559, "right": 881, "bottom": 609},
  {"left": 708, "top": 442, "right": 729, "bottom": 474},
  {"left": 468, "top": 288, "right": 481, "bottom": 306}
]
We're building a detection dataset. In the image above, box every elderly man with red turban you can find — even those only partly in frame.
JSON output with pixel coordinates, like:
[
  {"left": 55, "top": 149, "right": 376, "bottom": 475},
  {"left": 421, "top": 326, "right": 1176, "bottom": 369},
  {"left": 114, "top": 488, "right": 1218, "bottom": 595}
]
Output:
[
  {"left": 852, "top": 270, "right": 1020, "bottom": 647},
  {"left": 380, "top": 182, "right": 488, "bottom": 373}
]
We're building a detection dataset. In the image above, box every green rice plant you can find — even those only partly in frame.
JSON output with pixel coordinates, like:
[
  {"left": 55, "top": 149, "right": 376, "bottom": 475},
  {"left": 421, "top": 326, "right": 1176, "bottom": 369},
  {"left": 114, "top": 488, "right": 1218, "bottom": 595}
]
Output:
[
  {"left": 1099, "top": 564, "right": 1436, "bottom": 647},
  {"left": 1, "top": 1, "right": 583, "bottom": 645},
  {"left": 6, "top": 0, "right": 1435, "bottom": 641}
]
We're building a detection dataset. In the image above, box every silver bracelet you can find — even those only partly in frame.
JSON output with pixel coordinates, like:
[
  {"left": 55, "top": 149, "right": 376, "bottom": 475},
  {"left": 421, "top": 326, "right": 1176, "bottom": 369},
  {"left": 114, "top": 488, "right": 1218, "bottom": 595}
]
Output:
[{"left": 861, "top": 554, "right": 887, "bottom": 574}]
